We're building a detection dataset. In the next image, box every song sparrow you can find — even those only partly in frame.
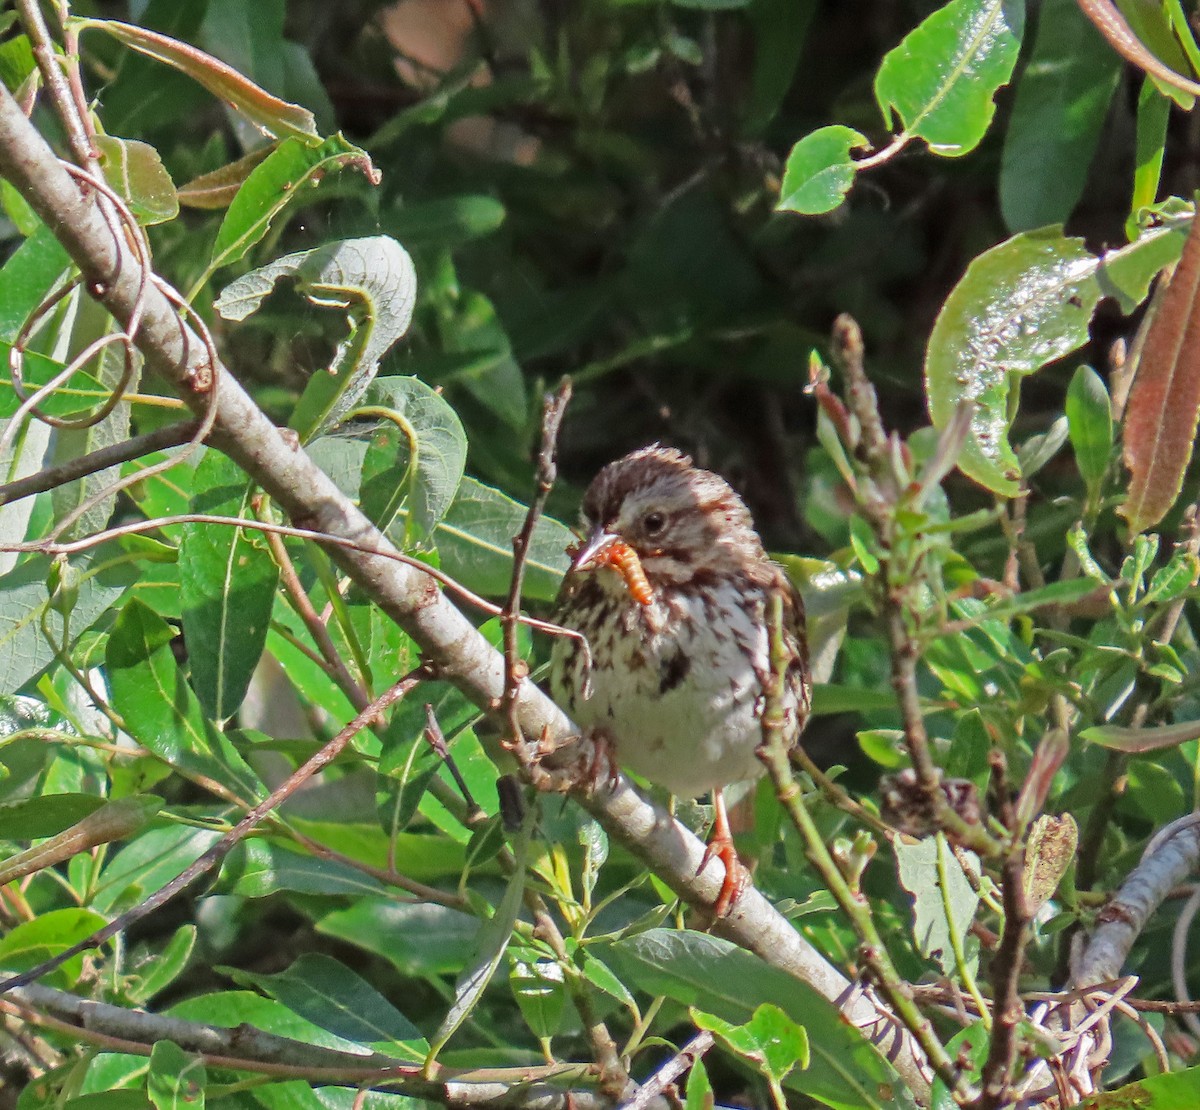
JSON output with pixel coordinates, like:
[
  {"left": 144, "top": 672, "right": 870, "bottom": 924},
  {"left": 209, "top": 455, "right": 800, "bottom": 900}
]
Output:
[{"left": 550, "top": 446, "right": 811, "bottom": 914}]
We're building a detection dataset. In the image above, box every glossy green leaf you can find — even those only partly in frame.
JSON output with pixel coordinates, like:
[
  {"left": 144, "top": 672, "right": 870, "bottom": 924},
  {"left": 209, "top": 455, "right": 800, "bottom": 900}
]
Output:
[
  {"left": 75, "top": 17, "right": 319, "bottom": 141},
  {"left": 999, "top": 0, "right": 1121, "bottom": 232},
  {"left": 207, "top": 135, "right": 377, "bottom": 275},
  {"left": 226, "top": 952, "right": 427, "bottom": 1060},
  {"left": 106, "top": 599, "right": 265, "bottom": 804},
  {"left": 1131, "top": 80, "right": 1170, "bottom": 233},
  {"left": 600, "top": 929, "right": 906, "bottom": 1109},
  {"left": 358, "top": 376, "right": 467, "bottom": 541},
  {"left": 0, "top": 907, "right": 107, "bottom": 987},
  {"left": 894, "top": 837, "right": 980, "bottom": 976},
  {"left": 179, "top": 451, "right": 278, "bottom": 719},
  {"left": 777, "top": 126, "right": 867, "bottom": 215},
  {"left": 874, "top": 0, "right": 1024, "bottom": 157},
  {"left": 926, "top": 216, "right": 1189, "bottom": 493},
  {"left": 95, "top": 136, "right": 179, "bottom": 226},
  {"left": 426, "top": 477, "right": 573, "bottom": 602},
  {"left": 1066, "top": 364, "right": 1113, "bottom": 494},
  {"left": 148, "top": 1041, "right": 205, "bottom": 1110},
  {"left": 686, "top": 1057, "right": 714, "bottom": 1110},
  {"left": 216, "top": 236, "right": 417, "bottom": 439}
]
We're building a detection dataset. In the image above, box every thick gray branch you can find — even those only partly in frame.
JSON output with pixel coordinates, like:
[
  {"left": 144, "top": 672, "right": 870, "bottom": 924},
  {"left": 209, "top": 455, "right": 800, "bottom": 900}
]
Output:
[{"left": 0, "top": 84, "right": 929, "bottom": 1100}]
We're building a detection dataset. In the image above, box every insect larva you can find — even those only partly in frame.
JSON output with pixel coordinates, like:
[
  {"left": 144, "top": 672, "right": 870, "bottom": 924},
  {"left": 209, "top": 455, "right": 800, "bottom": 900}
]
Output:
[{"left": 605, "top": 540, "right": 654, "bottom": 607}]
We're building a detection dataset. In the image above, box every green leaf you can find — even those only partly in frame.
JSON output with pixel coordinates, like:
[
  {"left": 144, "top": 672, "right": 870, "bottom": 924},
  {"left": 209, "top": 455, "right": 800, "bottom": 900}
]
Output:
[
  {"left": 0, "top": 552, "right": 136, "bottom": 694},
  {"left": 384, "top": 195, "right": 506, "bottom": 248},
  {"left": 1066, "top": 364, "right": 1113, "bottom": 495},
  {"left": 1082, "top": 1064, "right": 1200, "bottom": 1108},
  {"left": 218, "top": 840, "right": 385, "bottom": 898},
  {"left": 0, "top": 793, "right": 105, "bottom": 839},
  {"left": 95, "top": 136, "right": 179, "bottom": 226},
  {"left": 428, "top": 818, "right": 531, "bottom": 1062},
  {"left": 76, "top": 17, "right": 319, "bottom": 141},
  {"left": 926, "top": 216, "right": 1189, "bottom": 494},
  {"left": 1131, "top": 80, "right": 1170, "bottom": 235},
  {"left": 686, "top": 1057, "right": 714, "bottom": 1110},
  {"left": 600, "top": 929, "right": 906, "bottom": 1109},
  {"left": 216, "top": 236, "right": 417, "bottom": 439},
  {"left": 427, "top": 477, "right": 573, "bottom": 602},
  {"left": 894, "top": 836, "right": 980, "bottom": 976},
  {"left": 998, "top": 0, "right": 1121, "bottom": 231},
  {"left": 0, "top": 907, "right": 108, "bottom": 988},
  {"left": 207, "top": 135, "right": 376, "bottom": 275},
  {"left": 744, "top": 0, "right": 815, "bottom": 135},
  {"left": 226, "top": 952, "right": 427, "bottom": 1060},
  {"left": 874, "top": 0, "right": 1025, "bottom": 157},
  {"left": 148, "top": 1040, "right": 205, "bottom": 1110},
  {"left": 91, "top": 825, "right": 221, "bottom": 915},
  {"left": 106, "top": 599, "right": 265, "bottom": 804},
  {"left": 777, "top": 126, "right": 866, "bottom": 215},
  {"left": 509, "top": 951, "right": 566, "bottom": 1043},
  {"left": 358, "top": 376, "right": 467, "bottom": 541},
  {"left": 693, "top": 1003, "right": 810, "bottom": 1083},
  {"left": 317, "top": 900, "right": 479, "bottom": 977},
  {"left": 129, "top": 925, "right": 197, "bottom": 1004},
  {"left": 179, "top": 451, "right": 278, "bottom": 719}
]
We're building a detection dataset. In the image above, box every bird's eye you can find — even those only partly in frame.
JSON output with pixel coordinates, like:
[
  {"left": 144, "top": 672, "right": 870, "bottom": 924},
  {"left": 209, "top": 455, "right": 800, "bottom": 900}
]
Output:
[{"left": 642, "top": 511, "right": 666, "bottom": 536}]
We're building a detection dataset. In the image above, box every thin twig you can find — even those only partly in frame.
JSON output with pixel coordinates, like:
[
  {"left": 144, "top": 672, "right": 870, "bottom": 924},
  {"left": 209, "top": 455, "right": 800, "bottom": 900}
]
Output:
[
  {"left": 0, "top": 419, "right": 199, "bottom": 506},
  {"left": 621, "top": 1030, "right": 713, "bottom": 1110},
  {"left": 0, "top": 511, "right": 585, "bottom": 643},
  {"left": 501, "top": 378, "right": 572, "bottom": 757},
  {"left": 0, "top": 671, "right": 423, "bottom": 994}
]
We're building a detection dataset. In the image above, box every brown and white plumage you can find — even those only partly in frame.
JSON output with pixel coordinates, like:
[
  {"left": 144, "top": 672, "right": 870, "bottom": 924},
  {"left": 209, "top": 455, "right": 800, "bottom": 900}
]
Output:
[{"left": 550, "top": 446, "right": 810, "bottom": 911}]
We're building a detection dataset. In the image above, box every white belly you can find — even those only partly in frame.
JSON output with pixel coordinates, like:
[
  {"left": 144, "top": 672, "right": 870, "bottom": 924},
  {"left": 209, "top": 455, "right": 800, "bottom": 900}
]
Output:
[{"left": 562, "top": 584, "right": 784, "bottom": 799}]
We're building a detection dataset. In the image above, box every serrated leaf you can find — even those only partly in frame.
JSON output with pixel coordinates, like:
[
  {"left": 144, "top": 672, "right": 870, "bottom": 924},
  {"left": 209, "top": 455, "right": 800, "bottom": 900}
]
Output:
[
  {"left": 76, "top": 17, "right": 319, "bottom": 141},
  {"left": 926, "top": 216, "right": 1189, "bottom": 494},
  {"left": 216, "top": 236, "right": 417, "bottom": 439},
  {"left": 1121, "top": 211, "right": 1200, "bottom": 533},
  {"left": 179, "top": 451, "right": 278, "bottom": 719},
  {"left": 777, "top": 126, "right": 866, "bottom": 215},
  {"left": 999, "top": 0, "right": 1121, "bottom": 232},
  {"left": 874, "top": 0, "right": 1025, "bottom": 157},
  {"left": 358, "top": 376, "right": 466, "bottom": 541}
]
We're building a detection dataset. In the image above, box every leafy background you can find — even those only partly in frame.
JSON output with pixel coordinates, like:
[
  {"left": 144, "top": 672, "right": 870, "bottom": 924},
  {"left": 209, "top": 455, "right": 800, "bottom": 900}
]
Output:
[{"left": 7, "top": 0, "right": 1200, "bottom": 1107}]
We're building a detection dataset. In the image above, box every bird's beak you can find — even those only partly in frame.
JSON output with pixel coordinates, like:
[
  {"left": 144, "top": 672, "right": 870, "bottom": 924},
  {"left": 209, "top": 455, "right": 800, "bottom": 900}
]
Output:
[{"left": 569, "top": 525, "right": 619, "bottom": 572}]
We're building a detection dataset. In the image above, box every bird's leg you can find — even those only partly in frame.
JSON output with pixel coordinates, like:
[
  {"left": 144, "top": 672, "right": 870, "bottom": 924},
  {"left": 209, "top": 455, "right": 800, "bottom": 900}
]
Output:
[{"left": 698, "top": 787, "right": 749, "bottom": 917}]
